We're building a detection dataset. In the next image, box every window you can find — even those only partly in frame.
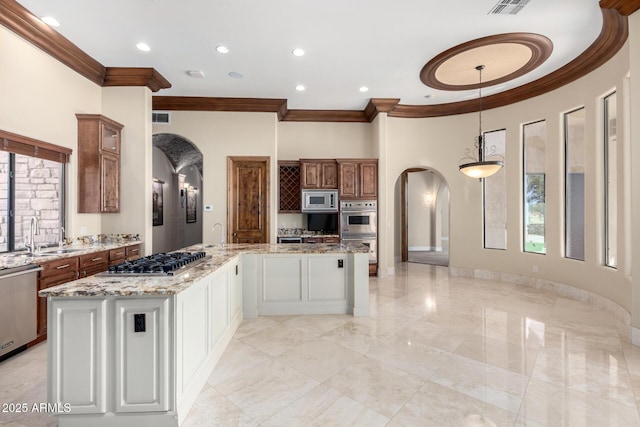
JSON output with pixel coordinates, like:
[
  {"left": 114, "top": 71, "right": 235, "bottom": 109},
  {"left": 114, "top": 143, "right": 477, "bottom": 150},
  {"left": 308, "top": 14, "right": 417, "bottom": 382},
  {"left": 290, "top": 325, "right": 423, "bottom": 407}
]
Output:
[
  {"left": 483, "top": 129, "right": 507, "bottom": 250},
  {"left": 604, "top": 92, "right": 617, "bottom": 268},
  {"left": 564, "top": 107, "right": 585, "bottom": 261},
  {"left": 523, "top": 120, "right": 546, "bottom": 254},
  {"left": 0, "top": 130, "right": 69, "bottom": 253}
]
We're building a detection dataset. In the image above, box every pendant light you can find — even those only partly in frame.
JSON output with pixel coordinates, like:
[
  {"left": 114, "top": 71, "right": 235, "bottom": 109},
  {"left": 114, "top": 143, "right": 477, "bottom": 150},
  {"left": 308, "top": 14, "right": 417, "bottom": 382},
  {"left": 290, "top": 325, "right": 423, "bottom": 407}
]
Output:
[{"left": 459, "top": 65, "right": 504, "bottom": 179}]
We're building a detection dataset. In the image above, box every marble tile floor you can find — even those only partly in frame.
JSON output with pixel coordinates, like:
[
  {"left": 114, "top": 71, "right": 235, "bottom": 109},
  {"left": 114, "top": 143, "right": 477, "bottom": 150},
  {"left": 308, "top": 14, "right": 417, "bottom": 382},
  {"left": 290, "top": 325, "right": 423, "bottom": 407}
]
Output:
[{"left": 2, "top": 262, "right": 640, "bottom": 426}]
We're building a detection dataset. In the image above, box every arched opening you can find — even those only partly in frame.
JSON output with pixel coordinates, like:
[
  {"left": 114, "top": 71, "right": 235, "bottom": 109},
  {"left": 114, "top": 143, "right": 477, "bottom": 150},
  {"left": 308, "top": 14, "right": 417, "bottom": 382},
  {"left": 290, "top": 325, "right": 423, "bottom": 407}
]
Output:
[
  {"left": 399, "top": 168, "right": 450, "bottom": 267},
  {"left": 152, "top": 133, "right": 203, "bottom": 252}
]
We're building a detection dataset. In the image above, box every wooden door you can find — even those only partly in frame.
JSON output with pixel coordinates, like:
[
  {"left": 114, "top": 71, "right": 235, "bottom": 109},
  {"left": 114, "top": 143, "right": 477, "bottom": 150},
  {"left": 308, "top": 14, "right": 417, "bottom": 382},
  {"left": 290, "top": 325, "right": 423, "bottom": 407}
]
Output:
[{"left": 227, "top": 157, "right": 270, "bottom": 243}]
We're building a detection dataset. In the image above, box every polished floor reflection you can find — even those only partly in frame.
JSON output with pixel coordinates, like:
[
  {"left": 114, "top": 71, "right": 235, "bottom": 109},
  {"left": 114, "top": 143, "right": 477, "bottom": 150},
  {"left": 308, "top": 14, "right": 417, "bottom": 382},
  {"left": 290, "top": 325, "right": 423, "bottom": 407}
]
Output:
[{"left": 2, "top": 263, "right": 640, "bottom": 426}]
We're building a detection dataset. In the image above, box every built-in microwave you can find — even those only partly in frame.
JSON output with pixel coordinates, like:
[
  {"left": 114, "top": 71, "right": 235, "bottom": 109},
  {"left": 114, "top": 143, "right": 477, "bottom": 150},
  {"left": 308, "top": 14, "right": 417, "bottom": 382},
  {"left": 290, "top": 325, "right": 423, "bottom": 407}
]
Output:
[{"left": 301, "top": 189, "right": 338, "bottom": 212}]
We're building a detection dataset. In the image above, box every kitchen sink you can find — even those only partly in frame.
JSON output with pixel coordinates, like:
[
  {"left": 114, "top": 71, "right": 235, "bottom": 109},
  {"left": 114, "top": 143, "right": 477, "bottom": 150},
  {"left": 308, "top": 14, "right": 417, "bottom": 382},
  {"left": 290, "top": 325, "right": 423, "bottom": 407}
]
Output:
[{"left": 41, "top": 248, "right": 83, "bottom": 254}]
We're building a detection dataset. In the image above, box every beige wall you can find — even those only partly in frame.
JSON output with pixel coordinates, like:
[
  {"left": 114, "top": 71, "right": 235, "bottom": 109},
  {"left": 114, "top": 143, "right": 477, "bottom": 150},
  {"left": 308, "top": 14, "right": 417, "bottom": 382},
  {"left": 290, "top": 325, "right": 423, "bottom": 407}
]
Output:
[
  {"left": 381, "top": 39, "right": 631, "bottom": 309},
  {"left": 629, "top": 11, "right": 640, "bottom": 327},
  {"left": 277, "top": 122, "right": 373, "bottom": 159},
  {"left": 1, "top": 9, "right": 638, "bottom": 318},
  {"left": 0, "top": 26, "right": 102, "bottom": 237},
  {"left": 152, "top": 111, "right": 278, "bottom": 244},
  {"left": 101, "top": 87, "right": 154, "bottom": 254}
]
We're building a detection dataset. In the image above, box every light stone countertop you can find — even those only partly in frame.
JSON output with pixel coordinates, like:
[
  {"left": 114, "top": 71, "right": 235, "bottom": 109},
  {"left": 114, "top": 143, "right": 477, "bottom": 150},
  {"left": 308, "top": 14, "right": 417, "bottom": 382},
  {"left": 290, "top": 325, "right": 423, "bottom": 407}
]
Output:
[
  {"left": 0, "top": 241, "right": 142, "bottom": 271},
  {"left": 38, "top": 242, "right": 369, "bottom": 298}
]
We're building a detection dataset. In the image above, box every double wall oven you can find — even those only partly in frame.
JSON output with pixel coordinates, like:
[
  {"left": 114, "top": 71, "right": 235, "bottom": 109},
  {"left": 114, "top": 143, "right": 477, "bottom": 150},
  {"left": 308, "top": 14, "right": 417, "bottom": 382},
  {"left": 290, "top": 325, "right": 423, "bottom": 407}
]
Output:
[{"left": 340, "top": 200, "right": 377, "bottom": 264}]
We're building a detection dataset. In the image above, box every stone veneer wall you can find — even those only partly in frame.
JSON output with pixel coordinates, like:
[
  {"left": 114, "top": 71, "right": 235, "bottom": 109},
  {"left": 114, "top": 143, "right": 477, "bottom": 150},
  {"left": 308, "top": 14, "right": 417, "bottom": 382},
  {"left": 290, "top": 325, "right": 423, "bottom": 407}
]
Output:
[{"left": 0, "top": 154, "right": 63, "bottom": 250}]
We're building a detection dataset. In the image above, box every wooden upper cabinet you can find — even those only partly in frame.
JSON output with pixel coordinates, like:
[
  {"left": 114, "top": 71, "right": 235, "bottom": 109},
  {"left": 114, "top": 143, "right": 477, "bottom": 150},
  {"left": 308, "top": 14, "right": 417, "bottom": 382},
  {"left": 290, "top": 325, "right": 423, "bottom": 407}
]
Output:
[
  {"left": 300, "top": 159, "right": 338, "bottom": 189},
  {"left": 337, "top": 159, "right": 378, "bottom": 200},
  {"left": 278, "top": 161, "right": 301, "bottom": 212},
  {"left": 77, "top": 114, "right": 123, "bottom": 213}
]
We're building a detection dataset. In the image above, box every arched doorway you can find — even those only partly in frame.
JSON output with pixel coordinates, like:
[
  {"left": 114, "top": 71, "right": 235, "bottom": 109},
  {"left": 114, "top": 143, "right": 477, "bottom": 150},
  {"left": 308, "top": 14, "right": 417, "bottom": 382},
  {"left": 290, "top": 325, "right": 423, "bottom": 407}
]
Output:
[
  {"left": 152, "top": 133, "right": 203, "bottom": 252},
  {"left": 400, "top": 168, "right": 450, "bottom": 266}
]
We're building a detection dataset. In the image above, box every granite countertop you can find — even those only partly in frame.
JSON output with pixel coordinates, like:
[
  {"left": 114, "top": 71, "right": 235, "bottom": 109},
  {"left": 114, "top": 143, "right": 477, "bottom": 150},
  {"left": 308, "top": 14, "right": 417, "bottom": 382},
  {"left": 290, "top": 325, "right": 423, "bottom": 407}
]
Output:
[
  {"left": 0, "top": 241, "right": 142, "bottom": 271},
  {"left": 39, "top": 242, "right": 368, "bottom": 298}
]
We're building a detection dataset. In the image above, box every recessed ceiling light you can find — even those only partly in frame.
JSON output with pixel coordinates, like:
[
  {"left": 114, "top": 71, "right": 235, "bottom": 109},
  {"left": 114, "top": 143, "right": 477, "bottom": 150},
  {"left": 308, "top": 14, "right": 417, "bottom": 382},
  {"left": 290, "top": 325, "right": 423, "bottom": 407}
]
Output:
[
  {"left": 292, "top": 48, "right": 305, "bottom": 57},
  {"left": 136, "top": 42, "right": 151, "bottom": 52},
  {"left": 296, "top": 85, "right": 305, "bottom": 91},
  {"left": 216, "top": 45, "right": 230, "bottom": 54},
  {"left": 359, "top": 86, "right": 369, "bottom": 93},
  {"left": 228, "top": 71, "right": 244, "bottom": 79},
  {"left": 187, "top": 70, "right": 205, "bottom": 78},
  {"left": 41, "top": 16, "right": 60, "bottom": 27}
]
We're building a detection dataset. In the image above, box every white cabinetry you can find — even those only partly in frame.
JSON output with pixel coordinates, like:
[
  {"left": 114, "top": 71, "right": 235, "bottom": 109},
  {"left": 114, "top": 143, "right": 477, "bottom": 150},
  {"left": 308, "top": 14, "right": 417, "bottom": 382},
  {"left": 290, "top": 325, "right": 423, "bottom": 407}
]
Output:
[
  {"left": 49, "top": 299, "right": 107, "bottom": 415},
  {"left": 115, "top": 299, "right": 169, "bottom": 413},
  {"left": 255, "top": 254, "right": 350, "bottom": 315}
]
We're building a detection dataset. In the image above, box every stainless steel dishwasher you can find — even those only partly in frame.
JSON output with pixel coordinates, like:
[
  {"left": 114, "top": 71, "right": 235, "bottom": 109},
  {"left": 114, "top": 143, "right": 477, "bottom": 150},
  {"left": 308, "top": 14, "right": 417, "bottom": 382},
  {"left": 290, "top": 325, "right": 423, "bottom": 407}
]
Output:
[{"left": 0, "top": 264, "right": 42, "bottom": 359}]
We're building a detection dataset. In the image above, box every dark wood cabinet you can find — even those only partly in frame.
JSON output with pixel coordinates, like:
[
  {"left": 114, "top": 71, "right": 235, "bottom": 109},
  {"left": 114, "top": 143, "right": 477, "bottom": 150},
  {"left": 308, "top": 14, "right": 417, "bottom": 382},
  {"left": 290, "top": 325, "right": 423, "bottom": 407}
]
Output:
[
  {"left": 302, "top": 236, "right": 340, "bottom": 243},
  {"left": 278, "top": 161, "right": 301, "bottom": 212},
  {"left": 337, "top": 159, "right": 378, "bottom": 199},
  {"left": 109, "top": 248, "right": 127, "bottom": 265},
  {"left": 79, "top": 250, "right": 109, "bottom": 278},
  {"left": 77, "top": 114, "right": 123, "bottom": 213},
  {"left": 300, "top": 159, "right": 338, "bottom": 189},
  {"left": 37, "top": 257, "right": 80, "bottom": 338},
  {"left": 323, "top": 236, "right": 340, "bottom": 244},
  {"left": 126, "top": 244, "right": 141, "bottom": 260}
]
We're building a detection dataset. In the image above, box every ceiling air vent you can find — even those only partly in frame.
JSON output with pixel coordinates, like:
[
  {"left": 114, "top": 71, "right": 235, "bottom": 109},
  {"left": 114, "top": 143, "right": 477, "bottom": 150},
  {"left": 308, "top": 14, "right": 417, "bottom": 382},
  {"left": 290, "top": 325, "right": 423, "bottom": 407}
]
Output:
[
  {"left": 489, "top": 0, "right": 531, "bottom": 15},
  {"left": 152, "top": 112, "right": 170, "bottom": 124}
]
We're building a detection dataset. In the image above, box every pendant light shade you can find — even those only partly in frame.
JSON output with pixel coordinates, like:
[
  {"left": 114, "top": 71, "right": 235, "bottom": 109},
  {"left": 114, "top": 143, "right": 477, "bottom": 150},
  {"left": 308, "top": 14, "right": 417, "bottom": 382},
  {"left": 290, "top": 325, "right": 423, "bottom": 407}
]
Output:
[{"left": 459, "top": 65, "right": 504, "bottom": 179}]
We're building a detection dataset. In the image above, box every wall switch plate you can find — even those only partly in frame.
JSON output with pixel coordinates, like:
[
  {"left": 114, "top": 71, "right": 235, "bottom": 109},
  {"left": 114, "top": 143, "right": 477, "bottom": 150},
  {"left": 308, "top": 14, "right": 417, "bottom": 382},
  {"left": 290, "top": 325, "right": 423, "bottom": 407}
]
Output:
[
  {"left": 338, "top": 259, "right": 344, "bottom": 268},
  {"left": 204, "top": 205, "right": 213, "bottom": 211},
  {"left": 134, "top": 314, "right": 146, "bottom": 332}
]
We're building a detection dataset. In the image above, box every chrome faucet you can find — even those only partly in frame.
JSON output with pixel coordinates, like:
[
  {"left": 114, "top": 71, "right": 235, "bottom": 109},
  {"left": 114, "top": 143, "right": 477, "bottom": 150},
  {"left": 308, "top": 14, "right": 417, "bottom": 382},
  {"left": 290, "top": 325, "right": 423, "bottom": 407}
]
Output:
[
  {"left": 25, "top": 216, "right": 40, "bottom": 254},
  {"left": 212, "top": 222, "right": 225, "bottom": 248},
  {"left": 59, "top": 226, "right": 65, "bottom": 248}
]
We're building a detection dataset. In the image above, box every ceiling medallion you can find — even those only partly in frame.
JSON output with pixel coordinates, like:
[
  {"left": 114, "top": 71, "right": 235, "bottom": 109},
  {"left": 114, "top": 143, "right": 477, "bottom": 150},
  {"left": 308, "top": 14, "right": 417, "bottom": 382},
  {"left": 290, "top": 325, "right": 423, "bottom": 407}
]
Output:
[{"left": 420, "top": 33, "right": 553, "bottom": 91}]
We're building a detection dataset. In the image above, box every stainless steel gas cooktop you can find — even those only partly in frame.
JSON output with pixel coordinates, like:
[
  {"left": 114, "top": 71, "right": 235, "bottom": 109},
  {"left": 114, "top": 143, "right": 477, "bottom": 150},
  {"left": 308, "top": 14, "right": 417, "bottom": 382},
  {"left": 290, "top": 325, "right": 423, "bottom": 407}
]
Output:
[{"left": 98, "top": 251, "right": 210, "bottom": 277}]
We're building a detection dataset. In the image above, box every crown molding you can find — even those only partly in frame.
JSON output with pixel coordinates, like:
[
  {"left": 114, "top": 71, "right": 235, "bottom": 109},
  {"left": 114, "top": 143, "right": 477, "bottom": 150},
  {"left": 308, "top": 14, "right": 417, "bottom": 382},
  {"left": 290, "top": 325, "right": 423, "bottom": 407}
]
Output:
[
  {"left": 388, "top": 7, "right": 628, "bottom": 118},
  {"left": 281, "top": 109, "right": 369, "bottom": 122},
  {"left": 599, "top": 0, "right": 640, "bottom": 16},
  {"left": 0, "top": 0, "right": 169, "bottom": 92},
  {"left": 0, "top": 0, "right": 105, "bottom": 85},
  {"left": 104, "top": 68, "right": 172, "bottom": 92},
  {"left": 1, "top": 0, "right": 631, "bottom": 122},
  {"left": 152, "top": 96, "right": 289, "bottom": 120}
]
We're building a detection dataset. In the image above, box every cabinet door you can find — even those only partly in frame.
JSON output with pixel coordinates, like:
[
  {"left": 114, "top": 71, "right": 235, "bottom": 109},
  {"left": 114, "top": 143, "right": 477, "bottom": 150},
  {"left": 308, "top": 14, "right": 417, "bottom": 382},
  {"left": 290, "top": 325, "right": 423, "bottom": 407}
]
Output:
[
  {"left": 301, "top": 162, "right": 321, "bottom": 188},
  {"left": 338, "top": 162, "right": 358, "bottom": 199},
  {"left": 359, "top": 162, "right": 378, "bottom": 198},
  {"left": 210, "top": 270, "right": 229, "bottom": 347},
  {"left": 101, "top": 124, "right": 120, "bottom": 155},
  {"left": 48, "top": 299, "right": 107, "bottom": 414},
  {"left": 115, "top": 299, "right": 169, "bottom": 413},
  {"left": 320, "top": 162, "right": 338, "bottom": 188},
  {"left": 101, "top": 153, "right": 120, "bottom": 212},
  {"left": 37, "top": 271, "right": 79, "bottom": 337}
]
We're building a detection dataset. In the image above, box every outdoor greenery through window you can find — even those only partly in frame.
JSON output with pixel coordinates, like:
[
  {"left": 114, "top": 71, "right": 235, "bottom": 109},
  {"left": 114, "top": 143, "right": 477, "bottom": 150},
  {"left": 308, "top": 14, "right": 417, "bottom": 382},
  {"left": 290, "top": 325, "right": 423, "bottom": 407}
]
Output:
[
  {"left": 483, "top": 129, "right": 507, "bottom": 250},
  {"left": 604, "top": 92, "right": 617, "bottom": 268},
  {"left": 564, "top": 107, "right": 585, "bottom": 261},
  {"left": 0, "top": 152, "right": 64, "bottom": 252},
  {"left": 523, "top": 120, "right": 546, "bottom": 254}
]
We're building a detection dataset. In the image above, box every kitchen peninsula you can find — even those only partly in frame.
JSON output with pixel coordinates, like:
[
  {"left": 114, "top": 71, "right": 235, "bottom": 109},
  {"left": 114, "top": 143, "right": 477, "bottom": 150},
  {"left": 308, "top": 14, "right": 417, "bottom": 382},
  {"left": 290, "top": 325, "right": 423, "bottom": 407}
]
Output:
[{"left": 39, "top": 243, "right": 369, "bottom": 427}]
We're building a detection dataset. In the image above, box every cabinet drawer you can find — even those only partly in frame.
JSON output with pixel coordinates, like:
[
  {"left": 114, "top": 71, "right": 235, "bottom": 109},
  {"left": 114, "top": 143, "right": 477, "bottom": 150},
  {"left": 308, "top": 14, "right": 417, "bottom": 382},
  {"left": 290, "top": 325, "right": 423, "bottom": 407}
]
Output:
[
  {"left": 79, "top": 251, "right": 109, "bottom": 278},
  {"left": 40, "top": 257, "right": 80, "bottom": 278},
  {"left": 125, "top": 244, "right": 141, "bottom": 260},
  {"left": 109, "top": 248, "right": 127, "bottom": 265},
  {"left": 323, "top": 237, "right": 340, "bottom": 244},
  {"left": 302, "top": 237, "right": 323, "bottom": 243}
]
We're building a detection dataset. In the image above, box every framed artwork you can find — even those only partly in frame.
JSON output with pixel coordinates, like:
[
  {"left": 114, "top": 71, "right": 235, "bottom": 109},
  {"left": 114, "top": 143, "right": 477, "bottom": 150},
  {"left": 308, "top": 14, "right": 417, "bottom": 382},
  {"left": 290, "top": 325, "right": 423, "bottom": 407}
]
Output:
[
  {"left": 152, "top": 180, "right": 163, "bottom": 226},
  {"left": 186, "top": 187, "right": 197, "bottom": 223}
]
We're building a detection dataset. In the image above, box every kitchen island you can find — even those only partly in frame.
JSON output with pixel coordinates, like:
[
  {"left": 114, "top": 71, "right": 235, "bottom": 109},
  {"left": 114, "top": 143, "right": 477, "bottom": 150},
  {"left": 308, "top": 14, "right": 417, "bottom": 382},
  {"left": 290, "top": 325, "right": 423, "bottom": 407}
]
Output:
[{"left": 39, "top": 243, "right": 369, "bottom": 427}]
